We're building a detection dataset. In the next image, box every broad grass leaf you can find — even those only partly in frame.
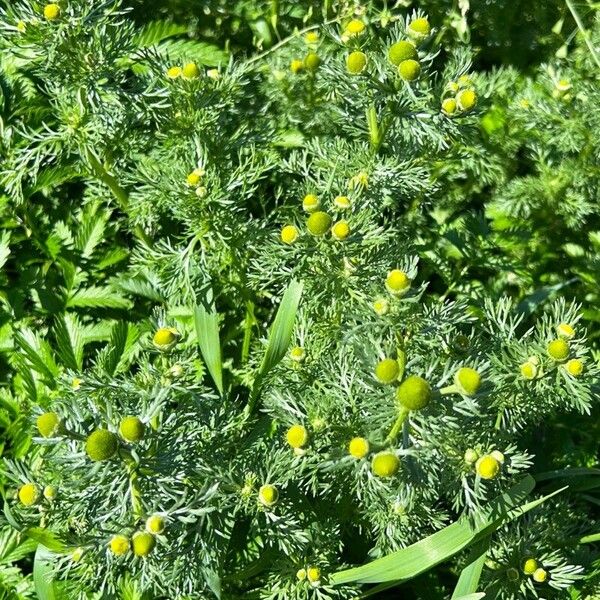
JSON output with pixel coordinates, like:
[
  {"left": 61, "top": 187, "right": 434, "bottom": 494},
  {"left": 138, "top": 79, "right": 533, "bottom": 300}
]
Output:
[
  {"left": 451, "top": 537, "right": 490, "bottom": 599},
  {"left": 194, "top": 303, "right": 223, "bottom": 394}
]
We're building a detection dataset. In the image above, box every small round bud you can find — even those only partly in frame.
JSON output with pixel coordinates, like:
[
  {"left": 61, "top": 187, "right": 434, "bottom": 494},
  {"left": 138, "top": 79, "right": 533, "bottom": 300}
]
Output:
[
  {"left": 153, "top": 327, "right": 179, "bottom": 348},
  {"left": 386, "top": 269, "right": 411, "bottom": 295},
  {"left": 71, "top": 547, "right": 84, "bottom": 562},
  {"left": 290, "top": 59, "right": 304, "bottom": 74},
  {"left": 196, "top": 186, "right": 208, "bottom": 198},
  {"left": 206, "top": 68, "right": 220, "bottom": 80},
  {"left": 281, "top": 225, "right": 299, "bottom": 245},
  {"left": 286, "top": 424, "right": 308, "bottom": 449},
  {"left": 407, "top": 17, "right": 431, "bottom": 40},
  {"left": 72, "top": 377, "right": 83, "bottom": 390},
  {"left": 523, "top": 558, "right": 538, "bottom": 574},
  {"left": 388, "top": 40, "right": 417, "bottom": 66},
  {"left": 345, "top": 19, "right": 366, "bottom": 35},
  {"left": 557, "top": 323, "right": 575, "bottom": 339},
  {"left": 258, "top": 484, "right": 279, "bottom": 507},
  {"left": 565, "top": 358, "right": 584, "bottom": 377},
  {"left": 331, "top": 220, "right": 350, "bottom": 241},
  {"left": 452, "top": 334, "right": 470, "bottom": 353},
  {"left": 43, "top": 3, "right": 61, "bottom": 20},
  {"left": 346, "top": 51, "right": 367, "bottom": 75},
  {"left": 375, "top": 358, "right": 400, "bottom": 384},
  {"left": 166, "top": 66, "right": 182, "bottom": 79},
  {"left": 146, "top": 514, "right": 166, "bottom": 535},
  {"left": 119, "top": 416, "right": 145, "bottom": 443},
  {"left": 456, "top": 89, "right": 477, "bottom": 111},
  {"left": 302, "top": 194, "right": 320, "bottom": 213},
  {"left": 532, "top": 568, "right": 548, "bottom": 583},
  {"left": 304, "top": 52, "right": 321, "bottom": 72},
  {"left": 373, "top": 298, "right": 390, "bottom": 316},
  {"left": 506, "top": 567, "right": 520, "bottom": 582},
  {"left": 520, "top": 360, "right": 538, "bottom": 380},
  {"left": 43, "top": 485, "right": 57, "bottom": 501},
  {"left": 547, "top": 339, "right": 569, "bottom": 361},
  {"left": 37, "top": 412, "right": 61, "bottom": 438},
  {"left": 333, "top": 195, "right": 351, "bottom": 210},
  {"left": 555, "top": 79, "right": 571, "bottom": 93},
  {"left": 109, "top": 534, "right": 130, "bottom": 556},
  {"left": 454, "top": 367, "right": 482, "bottom": 396},
  {"left": 490, "top": 450, "right": 505, "bottom": 464},
  {"left": 85, "top": 429, "right": 118, "bottom": 462},
  {"left": 17, "top": 21, "right": 26, "bottom": 33},
  {"left": 182, "top": 62, "right": 200, "bottom": 79},
  {"left": 18, "top": 483, "right": 40, "bottom": 507},
  {"left": 464, "top": 448, "right": 479, "bottom": 464},
  {"left": 371, "top": 451, "right": 400, "bottom": 477},
  {"left": 348, "top": 437, "right": 370, "bottom": 459},
  {"left": 398, "top": 59, "right": 421, "bottom": 81},
  {"left": 305, "top": 31, "right": 319, "bottom": 44},
  {"left": 476, "top": 455, "right": 500, "bottom": 479},
  {"left": 307, "top": 566, "right": 321, "bottom": 586},
  {"left": 187, "top": 171, "right": 201, "bottom": 186},
  {"left": 396, "top": 375, "right": 431, "bottom": 410},
  {"left": 132, "top": 531, "right": 156, "bottom": 557},
  {"left": 289, "top": 346, "right": 305, "bottom": 362},
  {"left": 441, "top": 98, "right": 457, "bottom": 115},
  {"left": 306, "top": 211, "right": 332, "bottom": 236},
  {"left": 296, "top": 568, "right": 307, "bottom": 581}
]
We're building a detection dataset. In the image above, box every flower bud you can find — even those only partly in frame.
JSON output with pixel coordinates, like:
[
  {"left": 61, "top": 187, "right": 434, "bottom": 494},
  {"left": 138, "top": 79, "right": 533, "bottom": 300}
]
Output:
[
  {"left": 306, "top": 211, "right": 332, "bottom": 236},
  {"left": 37, "top": 412, "right": 61, "bottom": 438},
  {"left": 385, "top": 269, "right": 411, "bottom": 295},
  {"left": 371, "top": 451, "right": 400, "bottom": 477},
  {"left": 186, "top": 170, "right": 202, "bottom": 186},
  {"left": 490, "top": 450, "right": 504, "bottom": 464},
  {"left": 305, "top": 31, "right": 319, "bottom": 44},
  {"left": 289, "top": 346, "right": 305, "bottom": 362},
  {"left": 407, "top": 17, "right": 431, "bottom": 40},
  {"left": 565, "top": 358, "right": 583, "bottom": 377},
  {"left": 532, "top": 568, "right": 548, "bottom": 583},
  {"left": 506, "top": 567, "right": 520, "bottom": 582},
  {"left": 302, "top": 193, "right": 320, "bottom": 213},
  {"left": 556, "top": 323, "right": 575, "bottom": 339},
  {"left": 286, "top": 424, "right": 308, "bottom": 449},
  {"left": 43, "top": 4, "right": 61, "bottom": 20},
  {"left": 388, "top": 40, "right": 417, "bottom": 66},
  {"left": 398, "top": 59, "right": 421, "bottom": 81},
  {"left": 18, "top": 483, "right": 40, "bottom": 507},
  {"left": 119, "top": 416, "right": 145, "bottom": 443},
  {"left": 345, "top": 19, "right": 366, "bottom": 36},
  {"left": 307, "top": 566, "right": 321, "bottom": 586},
  {"left": 132, "top": 531, "right": 156, "bottom": 557},
  {"left": 396, "top": 375, "right": 432, "bottom": 410},
  {"left": 464, "top": 448, "right": 478, "bottom": 464},
  {"left": 281, "top": 225, "right": 299, "bottom": 245},
  {"left": 476, "top": 454, "right": 500, "bottom": 479},
  {"left": 547, "top": 339, "right": 569, "bottom": 361},
  {"left": 346, "top": 51, "right": 367, "bottom": 75},
  {"left": 290, "top": 59, "right": 304, "bottom": 74},
  {"left": 43, "top": 485, "right": 57, "bottom": 501},
  {"left": 454, "top": 367, "right": 482, "bottom": 396},
  {"left": 146, "top": 514, "right": 166, "bottom": 535},
  {"left": 153, "top": 327, "right": 180, "bottom": 349},
  {"left": 304, "top": 52, "right": 321, "bottom": 72},
  {"left": 85, "top": 429, "right": 118, "bottom": 462},
  {"left": 331, "top": 220, "right": 350, "bottom": 241},
  {"left": 520, "top": 360, "right": 538, "bottom": 380},
  {"left": 296, "top": 568, "right": 307, "bottom": 581},
  {"left": 348, "top": 437, "right": 370, "bottom": 459},
  {"left": 441, "top": 98, "right": 457, "bottom": 115},
  {"left": 258, "top": 484, "right": 279, "bottom": 507},
  {"left": 375, "top": 358, "right": 400, "bottom": 384},
  {"left": 182, "top": 62, "right": 200, "bottom": 79},
  {"left": 109, "top": 534, "right": 130, "bottom": 556},
  {"left": 523, "top": 558, "right": 538, "bottom": 575},
  {"left": 71, "top": 547, "right": 84, "bottom": 562},
  {"left": 372, "top": 298, "right": 390, "bottom": 316},
  {"left": 456, "top": 89, "right": 477, "bottom": 111},
  {"left": 333, "top": 195, "right": 351, "bottom": 210},
  {"left": 166, "top": 66, "right": 182, "bottom": 79}
]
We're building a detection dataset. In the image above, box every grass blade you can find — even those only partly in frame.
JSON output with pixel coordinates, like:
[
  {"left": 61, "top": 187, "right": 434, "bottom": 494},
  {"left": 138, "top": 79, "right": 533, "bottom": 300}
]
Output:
[
  {"left": 194, "top": 302, "right": 224, "bottom": 395},
  {"left": 451, "top": 537, "right": 490, "bottom": 599}
]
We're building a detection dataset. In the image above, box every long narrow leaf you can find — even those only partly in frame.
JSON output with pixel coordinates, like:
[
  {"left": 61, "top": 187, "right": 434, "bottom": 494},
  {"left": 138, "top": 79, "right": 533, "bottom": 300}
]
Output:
[
  {"left": 194, "top": 303, "right": 223, "bottom": 394},
  {"left": 33, "top": 545, "right": 57, "bottom": 600},
  {"left": 451, "top": 537, "right": 490, "bottom": 599}
]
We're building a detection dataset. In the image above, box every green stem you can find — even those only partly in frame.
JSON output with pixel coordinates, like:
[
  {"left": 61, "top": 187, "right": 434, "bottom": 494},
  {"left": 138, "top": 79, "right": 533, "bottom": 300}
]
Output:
[
  {"left": 565, "top": 0, "right": 600, "bottom": 69},
  {"left": 366, "top": 104, "right": 383, "bottom": 152},
  {"left": 385, "top": 406, "right": 410, "bottom": 446}
]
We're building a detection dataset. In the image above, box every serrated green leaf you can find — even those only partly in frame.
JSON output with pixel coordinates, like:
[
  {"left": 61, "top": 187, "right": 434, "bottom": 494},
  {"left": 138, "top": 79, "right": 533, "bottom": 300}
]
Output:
[{"left": 67, "top": 286, "right": 132, "bottom": 309}]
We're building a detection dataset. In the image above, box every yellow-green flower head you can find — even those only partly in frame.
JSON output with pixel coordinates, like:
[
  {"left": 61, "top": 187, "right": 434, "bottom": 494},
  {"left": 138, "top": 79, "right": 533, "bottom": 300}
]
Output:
[
  {"left": 304, "top": 52, "right": 321, "bottom": 72},
  {"left": 445, "top": 81, "right": 459, "bottom": 94},
  {"left": 206, "top": 68, "right": 220, "bottom": 80},
  {"left": 289, "top": 346, "right": 305, "bottom": 362},
  {"left": 388, "top": 40, "right": 417, "bottom": 66},
  {"left": 331, "top": 220, "right": 350, "bottom": 241},
  {"left": 333, "top": 195, "right": 351, "bottom": 210},
  {"left": 476, "top": 454, "right": 500, "bottom": 479},
  {"left": 182, "top": 62, "right": 200, "bottom": 79},
  {"left": 17, "top": 20, "right": 27, "bottom": 33},
  {"left": 280, "top": 225, "right": 299, "bottom": 245},
  {"left": 43, "top": 3, "right": 61, "bottom": 20},
  {"left": 166, "top": 66, "right": 182, "bottom": 79},
  {"left": 286, "top": 424, "right": 308, "bottom": 449},
  {"left": 565, "top": 358, "right": 584, "bottom": 377},
  {"left": 43, "top": 485, "right": 57, "bottom": 501},
  {"left": 520, "top": 360, "right": 538, "bottom": 380},
  {"left": 396, "top": 375, "right": 432, "bottom": 410},
  {"left": 348, "top": 437, "right": 370, "bottom": 459},
  {"left": 375, "top": 358, "right": 400, "bottom": 384},
  {"left": 186, "top": 169, "right": 203, "bottom": 186},
  {"left": 146, "top": 514, "right": 166, "bottom": 535},
  {"left": 556, "top": 323, "right": 575, "bottom": 339},
  {"left": 463, "top": 448, "right": 479, "bottom": 464},
  {"left": 407, "top": 17, "right": 431, "bottom": 40},
  {"left": 371, "top": 451, "right": 400, "bottom": 477},
  {"left": 373, "top": 298, "right": 390, "bottom": 316},
  {"left": 441, "top": 98, "right": 457, "bottom": 116},
  {"left": 85, "top": 429, "right": 118, "bottom": 462},
  {"left": 454, "top": 367, "right": 482, "bottom": 396},
  {"left": 523, "top": 558, "right": 538, "bottom": 575},
  {"left": 109, "top": 534, "right": 130, "bottom": 556},
  {"left": 119, "top": 416, "right": 145, "bottom": 443},
  {"left": 18, "top": 483, "right": 40, "bottom": 507},
  {"left": 296, "top": 568, "right": 307, "bottom": 581},
  {"left": 37, "top": 412, "right": 61, "bottom": 438},
  {"left": 348, "top": 171, "right": 369, "bottom": 189},
  {"left": 386, "top": 269, "right": 411, "bottom": 295},
  {"left": 456, "top": 89, "right": 477, "bottom": 111},
  {"left": 306, "top": 211, "right": 332, "bottom": 236},
  {"left": 132, "top": 531, "right": 156, "bottom": 557},
  {"left": 555, "top": 79, "right": 571, "bottom": 93},
  {"left": 72, "top": 377, "right": 83, "bottom": 390},
  {"left": 290, "top": 59, "right": 304, "bottom": 74},
  {"left": 71, "top": 547, "right": 84, "bottom": 562},
  {"left": 345, "top": 19, "right": 366, "bottom": 36},
  {"left": 547, "top": 338, "right": 569, "bottom": 361},
  {"left": 307, "top": 566, "right": 321, "bottom": 586},
  {"left": 153, "top": 327, "right": 180, "bottom": 348},
  {"left": 398, "top": 59, "right": 421, "bottom": 81},
  {"left": 258, "top": 484, "right": 279, "bottom": 507},
  {"left": 302, "top": 193, "right": 320, "bottom": 213},
  {"left": 346, "top": 51, "right": 367, "bottom": 75},
  {"left": 304, "top": 31, "right": 319, "bottom": 44},
  {"left": 532, "top": 568, "right": 548, "bottom": 583}
]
